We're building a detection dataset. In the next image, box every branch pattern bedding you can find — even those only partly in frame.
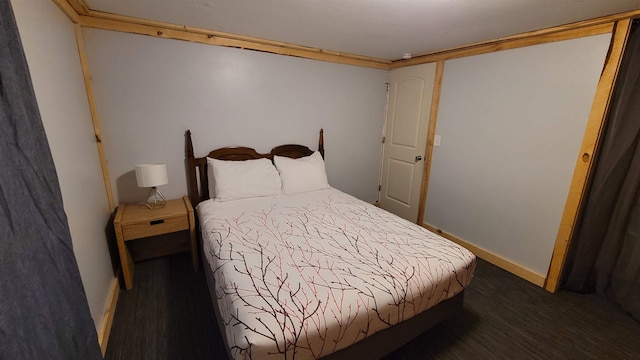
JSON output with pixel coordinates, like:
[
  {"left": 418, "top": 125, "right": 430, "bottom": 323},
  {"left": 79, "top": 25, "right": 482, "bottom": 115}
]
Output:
[
  {"left": 197, "top": 188, "right": 476, "bottom": 360},
  {"left": 185, "top": 129, "right": 475, "bottom": 359}
]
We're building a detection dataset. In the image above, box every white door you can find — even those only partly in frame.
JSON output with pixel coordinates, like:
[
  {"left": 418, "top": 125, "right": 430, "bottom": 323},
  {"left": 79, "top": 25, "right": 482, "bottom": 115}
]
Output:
[{"left": 380, "top": 63, "right": 436, "bottom": 222}]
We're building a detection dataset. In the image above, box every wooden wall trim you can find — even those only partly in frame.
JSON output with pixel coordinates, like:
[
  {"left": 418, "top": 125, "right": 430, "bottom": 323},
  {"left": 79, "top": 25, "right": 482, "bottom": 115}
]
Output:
[
  {"left": 544, "top": 19, "right": 633, "bottom": 292},
  {"left": 97, "top": 277, "right": 119, "bottom": 356},
  {"left": 77, "top": 12, "right": 391, "bottom": 70},
  {"left": 73, "top": 24, "right": 116, "bottom": 211},
  {"left": 416, "top": 60, "right": 445, "bottom": 224},
  {"left": 422, "top": 223, "right": 546, "bottom": 287},
  {"left": 391, "top": 22, "right": 615, "bottom": 68}
]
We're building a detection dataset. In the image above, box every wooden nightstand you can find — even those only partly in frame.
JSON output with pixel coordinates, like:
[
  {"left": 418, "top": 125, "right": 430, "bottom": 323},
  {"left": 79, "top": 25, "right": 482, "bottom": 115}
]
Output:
[{"left": 113, "top": 196, "right": 198, "bottom": 290}]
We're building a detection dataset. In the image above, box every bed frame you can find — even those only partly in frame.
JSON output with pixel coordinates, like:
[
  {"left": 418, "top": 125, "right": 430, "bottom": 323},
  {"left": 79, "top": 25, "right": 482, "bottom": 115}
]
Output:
[{"left": 184, "top": 129, "right": 464, "bottom": 359}]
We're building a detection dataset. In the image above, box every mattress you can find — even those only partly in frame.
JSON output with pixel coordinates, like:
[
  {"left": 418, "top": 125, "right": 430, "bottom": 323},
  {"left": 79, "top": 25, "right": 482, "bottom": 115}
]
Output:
[{"left": 197, "top": 188, "right": 475, "bottom": 360}]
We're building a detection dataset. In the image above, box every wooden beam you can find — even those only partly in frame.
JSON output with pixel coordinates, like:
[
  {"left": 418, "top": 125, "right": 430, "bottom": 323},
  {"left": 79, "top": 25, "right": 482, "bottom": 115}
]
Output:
[
  {"left": 416, "top": 60, "right": 444, "bottom": 224},
  {"left": 78, "top": 12, "right": 391, "bottom": 70},
  {"left": 544, "top": 19, "right": 633, "bottom": 292},
  {"left": 73, "top": 24, "right": 116, "bottom": 211},
  {"left": 391, "top": 22, "right": 614, "bottom": 68}
]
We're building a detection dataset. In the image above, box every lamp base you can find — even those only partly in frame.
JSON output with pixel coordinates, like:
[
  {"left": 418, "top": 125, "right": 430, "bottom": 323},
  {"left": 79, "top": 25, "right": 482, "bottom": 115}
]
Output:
[{"left": 145, "top": 186, "right": 166, "bottom": 209}]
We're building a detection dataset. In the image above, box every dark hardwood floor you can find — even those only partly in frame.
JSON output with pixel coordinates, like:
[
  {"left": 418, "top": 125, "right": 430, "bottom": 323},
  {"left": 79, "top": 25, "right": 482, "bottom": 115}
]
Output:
[{"left": 105, "top": 253, "right": 640, "bottom": 360}]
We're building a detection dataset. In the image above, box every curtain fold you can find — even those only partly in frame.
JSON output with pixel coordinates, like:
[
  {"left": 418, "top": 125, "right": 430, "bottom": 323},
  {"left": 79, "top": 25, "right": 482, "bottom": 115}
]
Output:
[
  {"left": 0, "top": 0, "right": 102, "bottom": 358},
  {"left": 562, "top": 20, "right": 640, "bottom": 321}
]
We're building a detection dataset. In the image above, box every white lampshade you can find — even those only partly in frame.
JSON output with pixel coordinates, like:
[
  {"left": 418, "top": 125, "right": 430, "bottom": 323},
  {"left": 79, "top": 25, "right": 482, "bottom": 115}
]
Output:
[{"left": 135, "top": 163, "right": 168, "bottom": 188}]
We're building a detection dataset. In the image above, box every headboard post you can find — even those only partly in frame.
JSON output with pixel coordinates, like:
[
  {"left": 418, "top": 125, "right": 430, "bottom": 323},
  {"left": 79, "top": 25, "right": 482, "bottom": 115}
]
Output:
[
  {"left": 185, "top": 130, "right": 200, "bottom": 207},
  {"left": 186, "top": 129, "right": 194, "bottom": 158},
  {"left": 319, "top": 129, "right": 325, "bottom": 158}
]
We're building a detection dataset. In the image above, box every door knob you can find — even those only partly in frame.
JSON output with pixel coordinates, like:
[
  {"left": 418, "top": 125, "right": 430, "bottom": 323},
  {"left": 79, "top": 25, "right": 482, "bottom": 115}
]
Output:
[{"left": 415, "top": 155, "right": 423, "bottom": 162}]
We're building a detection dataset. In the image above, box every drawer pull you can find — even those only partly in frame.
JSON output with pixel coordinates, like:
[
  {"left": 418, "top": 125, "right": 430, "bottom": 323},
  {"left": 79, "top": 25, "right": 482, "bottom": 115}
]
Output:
[{"left": 150, "top": 219, "right": 165, "bottom": 225}]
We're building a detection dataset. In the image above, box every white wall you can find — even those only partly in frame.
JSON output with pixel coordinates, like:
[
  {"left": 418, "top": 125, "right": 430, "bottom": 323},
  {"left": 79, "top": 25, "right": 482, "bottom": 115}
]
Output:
[
  {"left": 424, "top": 34, "right": 612, "bottom": 277},
  {"left": 12, "top": 0, "right": 115, "bottom": 334},
  {"left": 81, "top": 29, "right": 388, "bottom": 205}
]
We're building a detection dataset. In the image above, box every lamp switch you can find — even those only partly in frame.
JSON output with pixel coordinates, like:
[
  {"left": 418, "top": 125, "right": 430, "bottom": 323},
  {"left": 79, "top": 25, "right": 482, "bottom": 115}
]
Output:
[{"left": 434, "top": 135, "right": 441, "bottom": 147}]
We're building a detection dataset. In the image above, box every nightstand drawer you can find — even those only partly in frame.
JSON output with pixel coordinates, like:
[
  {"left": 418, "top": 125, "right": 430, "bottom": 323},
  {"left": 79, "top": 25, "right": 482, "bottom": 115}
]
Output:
[{"left": 122, "top": 215, "right": 189, "bottom": 240}]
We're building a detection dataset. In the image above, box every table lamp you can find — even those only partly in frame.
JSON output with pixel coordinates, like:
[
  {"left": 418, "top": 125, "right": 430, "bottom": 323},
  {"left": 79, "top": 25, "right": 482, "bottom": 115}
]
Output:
[{"left": 135, "top": 163, "right": 168, "bottom": 209}]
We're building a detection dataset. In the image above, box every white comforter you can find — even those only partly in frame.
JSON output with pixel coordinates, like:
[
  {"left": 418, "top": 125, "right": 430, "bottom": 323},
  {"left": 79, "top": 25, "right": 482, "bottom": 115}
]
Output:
[{"left": 198, "top": 188, "right": 475, "bottom": 360}]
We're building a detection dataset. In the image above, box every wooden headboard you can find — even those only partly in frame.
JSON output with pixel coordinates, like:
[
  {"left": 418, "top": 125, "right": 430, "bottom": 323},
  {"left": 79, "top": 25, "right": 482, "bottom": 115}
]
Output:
[{"left": 185, "top": 129, "right": 324, "bottom": 206}]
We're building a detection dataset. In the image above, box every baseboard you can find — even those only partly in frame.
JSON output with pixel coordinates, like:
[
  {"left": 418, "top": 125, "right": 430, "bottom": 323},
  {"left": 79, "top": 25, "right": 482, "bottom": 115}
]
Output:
[
  {"left": 421, "top": 223, "right": 546, "bottom": 287},
  {"left": 98, "top": 277, "right": 119, "bottom": 356}
]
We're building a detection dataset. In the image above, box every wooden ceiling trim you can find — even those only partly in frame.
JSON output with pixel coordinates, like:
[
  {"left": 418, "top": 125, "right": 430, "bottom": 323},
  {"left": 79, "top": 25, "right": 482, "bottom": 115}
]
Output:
[
  {"left": 87, "top": 10, "right": 390, "bottom": 65},
  {"left": 77, "top": 11, "right": 391, "bottom": 70},
  {"left": 51, "top": 0, "right": 638, "bottom": 68},
  {"left": 66, "top": 0, "right": 90, "bottom": 15},
  {"left": 391, "top": 22, "right": 615, "bottom": 68}
]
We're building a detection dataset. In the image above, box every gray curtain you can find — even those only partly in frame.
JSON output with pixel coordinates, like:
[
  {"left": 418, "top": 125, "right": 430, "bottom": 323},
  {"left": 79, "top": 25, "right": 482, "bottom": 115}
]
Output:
[
  {"left": 0, "top": 1, "right": 102, "bottom": 358},
  {"left": 562, "top": 20, "right": 640, "bottom": 321}
]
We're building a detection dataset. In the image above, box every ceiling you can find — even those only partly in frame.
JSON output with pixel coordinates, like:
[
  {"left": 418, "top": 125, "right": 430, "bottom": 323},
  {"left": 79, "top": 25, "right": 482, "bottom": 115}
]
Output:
[{"left": 85, "top": 0, "right": 640, "bottom": 61}]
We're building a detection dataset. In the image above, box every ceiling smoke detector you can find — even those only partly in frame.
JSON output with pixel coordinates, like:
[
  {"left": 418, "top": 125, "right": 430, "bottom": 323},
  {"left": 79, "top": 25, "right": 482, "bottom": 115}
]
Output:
[{"left": 402, "top": 53, "right": 412, "bottom": 60}]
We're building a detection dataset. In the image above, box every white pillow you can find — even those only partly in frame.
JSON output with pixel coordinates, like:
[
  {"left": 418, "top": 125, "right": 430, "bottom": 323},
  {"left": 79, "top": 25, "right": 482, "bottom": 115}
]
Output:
[
  {"left": 273, "top": 151, "right": 330, "bottom": 194},
  {"left": 208, "top": 158, "right": 281, "bottom": 201}
]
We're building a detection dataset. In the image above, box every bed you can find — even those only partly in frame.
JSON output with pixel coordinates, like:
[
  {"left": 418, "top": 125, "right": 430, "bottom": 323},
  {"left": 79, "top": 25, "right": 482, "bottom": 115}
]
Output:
[{"left": 185, "top": 129, "right": 476, "bottom": 360}]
